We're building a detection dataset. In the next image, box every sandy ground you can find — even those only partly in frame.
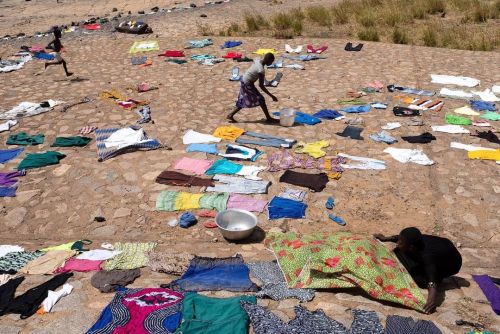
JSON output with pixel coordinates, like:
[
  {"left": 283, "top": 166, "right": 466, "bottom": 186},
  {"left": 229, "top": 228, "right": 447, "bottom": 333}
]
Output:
[{"left": 0, "top": 0, "right": 499, "bottom": 333}]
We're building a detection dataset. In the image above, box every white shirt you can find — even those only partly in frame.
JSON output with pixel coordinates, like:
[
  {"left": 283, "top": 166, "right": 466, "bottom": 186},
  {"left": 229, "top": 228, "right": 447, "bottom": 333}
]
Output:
[{"left": 242, "top": 58, "right": 264, "bottom": 85}]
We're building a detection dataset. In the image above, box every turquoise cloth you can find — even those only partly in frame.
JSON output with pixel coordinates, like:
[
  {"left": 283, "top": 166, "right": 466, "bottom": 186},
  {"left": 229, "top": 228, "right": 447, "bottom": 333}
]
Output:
[
  {"left": 205, "top": 159, "right": 242, "bottom": 175},
  {"left": 6, "top": 132, "right": 44, "bottom": 146},
  {"left": 190, "top": 54, "right": 215, "bottom": 61},
  {"left": 481, "top": 111, "right": 500, "bottom": 121},
  {"left": 51, "top": 136, "right": 92, "bottom": 147},
  {"left": 178, "top": 292, "right": 256, "bottom": 334},
  {"left": 17, "top": 151, "right": 66, "bottom": 170}
]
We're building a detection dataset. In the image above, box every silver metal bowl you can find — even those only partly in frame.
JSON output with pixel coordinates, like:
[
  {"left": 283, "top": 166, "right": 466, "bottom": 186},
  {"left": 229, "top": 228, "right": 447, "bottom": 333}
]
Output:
[{"left": 215, "top": 209, "right": 258, "bottom": 241}]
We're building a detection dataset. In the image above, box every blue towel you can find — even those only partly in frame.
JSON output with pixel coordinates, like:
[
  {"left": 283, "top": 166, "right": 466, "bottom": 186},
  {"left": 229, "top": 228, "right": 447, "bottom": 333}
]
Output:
[
  {"left": 341, "top": 105, "right": 371, "bottom": 113},
  {"left": 313, "top": 109, "right": 343, "bottom": 120},
  {"left": 221, "top": 41, "right": 242, "bottom": 49},
  {"left": 34, "top": 52, "right": 55, "bottom": 60},
  {"left": 470, "top": 100, "right": 496, "bottom": 112},
  {"left": 0, "top": 186, "right": 17, "bottom": 197},
  {"left": 272, "top": 111, "right": 322, "bottom": 125},
  {"left": 0, "top": 148, "right": 24, "bottom": 164},
  {"left": 268, "top": 196, "right": 307, "bottom": 219},
  {"left": 186, "top": 143, "right": 218, "bottom": 155},
  {"left": 179, "top": 212, "right": 197, "bottom": 228}
]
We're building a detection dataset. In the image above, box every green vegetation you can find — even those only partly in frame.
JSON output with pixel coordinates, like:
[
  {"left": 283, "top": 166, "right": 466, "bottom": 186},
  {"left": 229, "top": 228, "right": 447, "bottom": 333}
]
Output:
[{"left": 213, "top": 0, "right": 499, "bottom": 51}]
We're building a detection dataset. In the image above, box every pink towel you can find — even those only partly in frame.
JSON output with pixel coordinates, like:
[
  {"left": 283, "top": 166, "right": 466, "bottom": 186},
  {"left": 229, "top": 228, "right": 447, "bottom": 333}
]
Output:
[
  {"left": 227, "top": 194, "right": 267, "bottom": 212},
  {"left": 55, "top": 258, "right": 103, "bottom": 273},
  {"left": 174, "top": 157, "right": 213, "bottom": 175}
]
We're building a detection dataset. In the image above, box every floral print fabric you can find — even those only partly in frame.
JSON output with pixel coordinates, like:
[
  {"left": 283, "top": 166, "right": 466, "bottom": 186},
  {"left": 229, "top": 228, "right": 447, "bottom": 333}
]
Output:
[{"left": 264, "top": 232, "right": 426, "bottom": 311}]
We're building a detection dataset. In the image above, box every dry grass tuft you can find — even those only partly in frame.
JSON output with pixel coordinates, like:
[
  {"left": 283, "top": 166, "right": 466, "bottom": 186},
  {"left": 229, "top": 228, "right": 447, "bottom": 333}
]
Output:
[{"left": 221, "top": 0, "right": 499, "bottom": 51}]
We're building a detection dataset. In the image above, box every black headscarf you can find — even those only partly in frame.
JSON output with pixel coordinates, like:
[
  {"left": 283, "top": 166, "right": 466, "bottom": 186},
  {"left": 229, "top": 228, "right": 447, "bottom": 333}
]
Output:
[{"left": 400, "top": 227, "right": 425, "bottom": 250}]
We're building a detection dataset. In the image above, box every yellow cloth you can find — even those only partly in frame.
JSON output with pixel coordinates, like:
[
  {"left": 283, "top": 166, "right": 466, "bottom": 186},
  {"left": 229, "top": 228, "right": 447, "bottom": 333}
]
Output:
[
  {"left": 295, "top": 140, "right": 329, "bottom": 158},
  {"left": 454, "top": 106, "right": 480, "bottom": 116},
  {"left": 468, "top": 150, "right": 500, "bottom": 161},
  {"left": 20, "top": 250, "right": 76, "bottom": 275},
  {"left": 175, "top": 192, "right": 203, "bottom": 211},
  {"left": 213, "top": 125, "right": 245, "bottom": 141},
  {"left": 129, "top": 40, "right": 160, "bottom": 53},
  {"left": 253, "top": 48, "right": 278, "bottom": 56},
  {"left": 40, "top": 241, "right": 77, "bottom": 253}
]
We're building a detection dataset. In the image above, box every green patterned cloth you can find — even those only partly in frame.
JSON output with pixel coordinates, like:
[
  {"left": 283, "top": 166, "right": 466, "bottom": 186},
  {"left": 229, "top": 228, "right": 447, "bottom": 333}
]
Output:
[
  {"left": 0, "top": 251, "right": 44, "bottom": 271},
  {"left": 103, "top": 242, "right": 156, "bottom": 270},
  {"left": 265, "top": 232, "right": 426, "bottom": 311}
]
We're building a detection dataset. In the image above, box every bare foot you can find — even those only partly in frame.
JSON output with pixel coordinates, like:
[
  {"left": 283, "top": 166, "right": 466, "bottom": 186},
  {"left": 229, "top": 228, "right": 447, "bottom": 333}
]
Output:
[
  {"left": 266, "top": 117, "right": 280, "bottom": 124},
  {"left": 66, "top": 72, "right": 74, "bottom": 77},
  {"left": 226, "top": 115, "right": 237, "bottom": 123}
]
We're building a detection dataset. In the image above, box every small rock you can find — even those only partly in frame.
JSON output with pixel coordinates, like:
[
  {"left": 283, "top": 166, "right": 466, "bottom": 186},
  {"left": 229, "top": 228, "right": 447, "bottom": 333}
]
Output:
[
  {"left": 112, "top": 7, "right": 118, "bottom": 12},
  {"left": 52, "top": 164, "right": 71, "bottom": 177},
  {"left": 4, "top": 207, "right": 27, "bottom": 228},
  {"left": 212, "top": 238, "right": 218, "bottom": 242},
  {"left": 200, "top": 14, "right": 207, "bottom": 18},
  {"left": 113, "top": 207, "right": 131, "bottom": 219},
  {"left": 16, "top": 189, "right": 41, "bottom": 203},
  {"left": 91, "top": 225, "right": 116, "bottom": 237}
]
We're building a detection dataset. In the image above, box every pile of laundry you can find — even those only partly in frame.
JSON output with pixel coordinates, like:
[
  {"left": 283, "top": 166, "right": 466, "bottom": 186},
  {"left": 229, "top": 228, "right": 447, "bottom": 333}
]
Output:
[{"left": 0, "top": 237, "right": 464, "bottom": 334}]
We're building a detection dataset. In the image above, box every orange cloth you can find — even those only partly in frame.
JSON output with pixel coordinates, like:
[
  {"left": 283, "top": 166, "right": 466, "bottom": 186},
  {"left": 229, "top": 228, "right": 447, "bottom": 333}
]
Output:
[{"left": 212, "top": 125, "right": 245, "bottom": 141}]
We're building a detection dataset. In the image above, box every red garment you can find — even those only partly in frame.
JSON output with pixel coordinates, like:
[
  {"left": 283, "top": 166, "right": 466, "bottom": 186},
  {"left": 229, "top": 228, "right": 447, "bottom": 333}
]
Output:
[
  {"left": 306, "top": 44, "right": 328, "bottom": 54},
  {"left": 55, "top": 258, "right": 103, "bottom": 273},
  {"left": 114, "top": 288, "right": 183, "bottom": 334},
  {"left": 158, "top": 50, "right": 185, "bottom": 57},
  {"left": 222, "top": 52, "right": 242, "bottom": 59},
  {"left": 84, "top": 24, "right": 101, "bottom": 31}
]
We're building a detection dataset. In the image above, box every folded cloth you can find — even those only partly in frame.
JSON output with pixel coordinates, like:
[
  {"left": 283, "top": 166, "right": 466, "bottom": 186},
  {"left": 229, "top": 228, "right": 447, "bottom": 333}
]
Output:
[
  {"left": 383, "top": 147, "right": 435, "bottom": 165},
  {"left": 341, "top": 105, "right": 370, "bottom": 113},
  {"left": 336, "top": 126, "right": 363, "bottom": 140},
  {"left": 268, "top": 196, "right": 307, "bottom": 219},
  {"left": 158, "top": 50, "right": 185, "bottom": 57},
  {"left": 0, "top": 147, "right": 24, "bottom": 164},
  {"left": 313, "top": 109, "right": 344, "bottom": 120},
  {"left": 6, "top": 133, "right": 44, "bottom": 146},
  {"left": 221, "top": 41, "right": 242, "bottom": 49},
  {"left": 393, "top": 107, "right": 421, "bottom": 117},
  {"left": 0, "top": 120, "right": 18, "bottom": 133},
  {"left": 369, "top": 131, "right": 397, "bottom": 144},
  {"left": 470, "top": 100, "right": 496, "bottom": 111},
  {"left": 51, "top": 136, "right": 92, "bottom": 147},
  {"left": 401, "top": 132, "right": 436, "bottom": 144},
  {"left": 186, "top": 143, "right": 218, "bottom": 155},
  {"left": 446, "top": 113, "right": 472, "bottom": 125},
  {"left": 17, "top": 151, "right": 66, "bottom": 170}
]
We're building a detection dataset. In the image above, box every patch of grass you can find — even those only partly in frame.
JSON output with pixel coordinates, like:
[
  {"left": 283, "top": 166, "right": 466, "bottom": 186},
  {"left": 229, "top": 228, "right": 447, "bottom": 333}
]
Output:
[
  {"left": 392, "top": 27, "right": 409, "bottom": 44},
  {"left": 422, "top": 0, "right": 447, "bottom": 14},
  {"left": 422, "top": 26, "right": 438, "bottom": 47},
  {"left": 196, "top": 22, "right": 214, "bottom": 36},
  {"left": 244, "top": 13, "right": 269, "bottom": 32},
  {"left": 357, "top": 11, "right": 377, "bottom": 27},
  {"left": 272, "top": 11, "right": 303, "bottom": 36},
  {"left": 357, "top": 27, "right": 380, "bottom": 41},
  {"left": 331, "top": 2, "right": 351, "bottom": 24},
  {"left": 306, "top": 5, "right": 332, "bottom": 27}
]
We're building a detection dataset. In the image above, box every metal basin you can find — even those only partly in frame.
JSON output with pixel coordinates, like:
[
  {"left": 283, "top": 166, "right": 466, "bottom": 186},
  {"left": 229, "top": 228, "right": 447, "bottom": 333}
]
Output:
[{"left": 215, "top": 209, "right": 258, "bottom": 241}]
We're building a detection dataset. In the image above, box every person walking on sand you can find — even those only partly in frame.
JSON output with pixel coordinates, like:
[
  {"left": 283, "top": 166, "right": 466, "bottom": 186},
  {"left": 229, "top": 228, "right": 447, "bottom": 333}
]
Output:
[
  {"left": 44, "top": 26, "right": 73, "bottom": 77},
  {"left": 374, "top": 227, "right": 462, "bottom": 314},
  {"left": 227, "top": 53, "right": 278, "bottom": 123}
]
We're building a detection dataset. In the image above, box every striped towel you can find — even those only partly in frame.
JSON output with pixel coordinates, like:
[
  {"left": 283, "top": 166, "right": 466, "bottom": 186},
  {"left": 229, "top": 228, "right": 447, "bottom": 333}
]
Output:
[
  {"left": 407, "top": 98, "right": 444, "bottom": 111},
  {"left": 95, "top": 126, "right": 163, "bottom": 162},
  {"left": 79, "top": 125, "right": 97, "bottom": 135}
]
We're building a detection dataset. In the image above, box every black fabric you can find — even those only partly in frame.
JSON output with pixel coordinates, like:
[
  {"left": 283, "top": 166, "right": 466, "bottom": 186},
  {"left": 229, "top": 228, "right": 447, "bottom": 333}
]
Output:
[
  {"left": 393, "top": 107, "right": 421, "bottom": 117},
  {"left": 401, "top": 132, "right": 436, "bottom": 144},
  {"left": 344, "top": 42, "right": 363, "bottom": 51},
  {"left": 0, "top": 277, "right": 25, "bottom": 315},
  {"left": 91, "top": 269, "right": 141, "bottom": 293},
  {"left": 0, "top": 273, "right": 72, "bottom": 319},
  {"left": 336, "top": 125, "right": 364, "bottom": 140},
  {"left": 0, "top": 269, "right": 17, "bottom": 275},
  {"left": 279, "top": 170, "right": 329, "bottom": 192},
  {"left": 394, "top": 235, "right": 462, "bottom": 288},
  {"left": 472, "top": 130, "right": 500, "bottom": 144}
]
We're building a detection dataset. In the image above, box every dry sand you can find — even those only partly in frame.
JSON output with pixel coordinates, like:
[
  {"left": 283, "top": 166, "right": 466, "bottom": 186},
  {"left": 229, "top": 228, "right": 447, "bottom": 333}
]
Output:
[{"left": 0, "top": 0, "right": 499, "bottom": 333}]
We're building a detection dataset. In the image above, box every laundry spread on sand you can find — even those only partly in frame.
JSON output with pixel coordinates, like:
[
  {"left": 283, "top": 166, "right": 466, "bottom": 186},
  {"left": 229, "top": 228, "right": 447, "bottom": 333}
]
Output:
[
  {"left": 95, "top": 126, "right": 163, "bottom": 161},
  {"left": 0, "top": 100, "right": 64, "bottom": 120},
  {"left": 0, "top": 53, "right": 32, "bottom": 73}
]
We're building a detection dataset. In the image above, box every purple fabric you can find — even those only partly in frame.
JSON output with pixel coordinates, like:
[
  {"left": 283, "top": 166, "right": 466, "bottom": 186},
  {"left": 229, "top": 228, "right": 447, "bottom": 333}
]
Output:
[
  {"left": 227, "top": 194, "right": 267, "bottom": 212},
  {"left": 0, "top": 170, "right": 26, "bottom": 186},
  {"left": 472, "top": 274, "right": 500, "bottom": 315}
]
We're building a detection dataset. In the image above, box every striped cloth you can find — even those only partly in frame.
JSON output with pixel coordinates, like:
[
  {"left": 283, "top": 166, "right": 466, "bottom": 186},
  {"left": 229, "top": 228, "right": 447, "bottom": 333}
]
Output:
[{"left": 95, "top": 126, "right": 163, "bottom": 162}]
